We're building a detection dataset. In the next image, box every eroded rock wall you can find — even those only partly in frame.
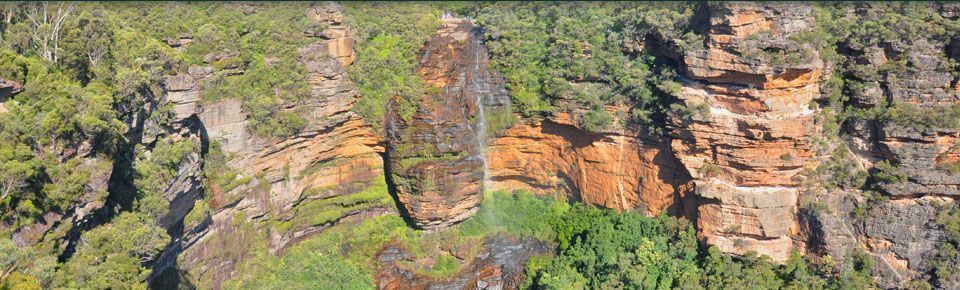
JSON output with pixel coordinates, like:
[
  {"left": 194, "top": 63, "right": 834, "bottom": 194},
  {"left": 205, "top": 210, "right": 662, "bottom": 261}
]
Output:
[
  {"left": 664, "top": 3, "right": 827, "bottom": 262},
  {"left": 385, "top": 18, "right": 509, "bottom": 230},
  {"left": 488, "top": 114, "right": 692, "bottom": 215},
  {"left": 153, "top": 3, "right": 387, "bottom": 288},
  {"left": 807, "top": 4, "right": 960, "bottom": 287}
]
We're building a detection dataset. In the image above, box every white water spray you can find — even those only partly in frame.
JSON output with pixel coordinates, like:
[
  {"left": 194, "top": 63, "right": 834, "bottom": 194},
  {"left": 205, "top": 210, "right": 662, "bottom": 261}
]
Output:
[{"left": 471, "top": 32, "right": 490, "bottom": 190}]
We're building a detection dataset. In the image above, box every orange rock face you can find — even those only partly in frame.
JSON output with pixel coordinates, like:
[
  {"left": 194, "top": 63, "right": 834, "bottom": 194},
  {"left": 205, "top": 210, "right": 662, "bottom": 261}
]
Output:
[
  {"left": 666, "top": 3, "right": 825, "bottom": 262},
  {"left": 488, "top": 116, "right": 692, "bottom": 215},
  {"left": 386, "top": 18, "right": 510, "bottom": 229},
  {"left": 305, "top": 3, "right": 355, "bottom": 65},
  {"left": 180, "top": 4, "right": 385, "bottom": 286}
]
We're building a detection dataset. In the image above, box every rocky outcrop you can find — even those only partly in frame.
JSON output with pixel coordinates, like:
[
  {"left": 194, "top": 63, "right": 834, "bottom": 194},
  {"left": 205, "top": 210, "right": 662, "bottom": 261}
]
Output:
[
  {"left": 151, "top": 3, "right": 386, "bottom": 288},
  {"left": 877, "top": 124, "right": 960, "bottom": 198},
  {"left": 864, "top": 36, "right": 960, "bottom": 198},
  {"left": 860, "top": 198, "right": 949, "bottom": 288},
  {"left": 0, "top": 77, "right": 21, "bottom": 113},
  {"left": 304, "top": 3, "right": 355, "bottom": 65},
  {"left": 11, "top": 157, "right": 112, "bottom": 257},
  {"left": 807, "top": 4, "right": 960, "bottom": 287},
  {"left": 664, "top": 3, "right": 826, "bottom": 262},
  {"left": 488, "top": 114, "right": 692, "bottom": 214},
  {"left": 377, "top": 234, "right": 550, "bottom": 290},
  {"left": 385, "top": 18, "right": 508, "bottom": 230}
]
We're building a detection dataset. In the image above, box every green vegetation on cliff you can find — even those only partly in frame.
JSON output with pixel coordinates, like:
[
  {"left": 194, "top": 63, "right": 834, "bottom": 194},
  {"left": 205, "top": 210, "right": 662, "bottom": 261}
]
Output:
[
  {"left": 477, "top": 2, "right": 697, "bottom": 132},
  {"left": 1, "top": 2, "right": 958, "bottom": 289},
  {"left": 344, "top": 3, "right": 440, "bottom": 131},
  {"left": 222, "top": 190, "right": 877, "bottom": 289}
]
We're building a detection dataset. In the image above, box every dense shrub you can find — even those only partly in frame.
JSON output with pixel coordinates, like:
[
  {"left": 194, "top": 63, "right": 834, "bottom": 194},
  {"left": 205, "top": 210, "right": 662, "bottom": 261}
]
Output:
[
  {"left": 478, "top": 2, "right": 698, "bottom": 129},
  {"left": 344, "top": 3, "right": 440, "bottom": 131}
]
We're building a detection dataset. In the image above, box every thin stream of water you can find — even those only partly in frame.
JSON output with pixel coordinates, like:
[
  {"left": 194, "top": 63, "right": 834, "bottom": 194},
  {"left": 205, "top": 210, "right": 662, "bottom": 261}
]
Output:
[{"left": 471, "top": 32, "right": 490, "bottom": 190}]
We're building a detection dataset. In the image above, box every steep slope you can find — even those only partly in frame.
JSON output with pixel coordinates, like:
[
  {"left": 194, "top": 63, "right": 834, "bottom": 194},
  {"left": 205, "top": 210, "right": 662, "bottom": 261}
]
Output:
[
  {"left": 662, "top": 3, "right": 828, "bottom": 261},
  {"left": 145, "top": 3, "right": 388, "bottom": 288},
  {"left": 801, "top": 3, "right": 960, "bottom": 288},
  {"left": 488, "top": 113, "right": 692, "bottom": 215},
  {"left": 385, "top": 18, "right": 509, "bottom": 230}
]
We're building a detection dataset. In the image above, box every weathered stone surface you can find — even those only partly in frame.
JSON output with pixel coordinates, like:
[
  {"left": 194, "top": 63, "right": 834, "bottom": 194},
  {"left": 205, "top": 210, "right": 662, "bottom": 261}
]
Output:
[
  {"left": 0, "top": 77, "right": 22, "bottom": 113},
  {"left": 0, "top": 77, "right": 22, "bottom": 100},
  {"left": 161, "top": 4, "right": 386, "bottom": 287},
  {"left": 377, "top": 234, "right": 550, "bottom": 290},
  {"left": 488, "top": 115, "right": 692, "bottom": 214},
  {"left": 664, "top": 3, "right": 825, "bottom": 262},
  {"left": 304, "top": 2, "right": 354, "bottom": 65},
  {"left": 386, "top": 18, "right": 508, "bottom": 230},
  {"left": 878, "top": 124, "right": 960, "bottom": 197},
  {"left": 163, "top": 34, "right": 193, "bottom": 51},
  {"left": 859, "top": 198, "right": 949, "bottom": 288},
  {"left": 164, "top": 74, "right": 202, "bottom": 123}
]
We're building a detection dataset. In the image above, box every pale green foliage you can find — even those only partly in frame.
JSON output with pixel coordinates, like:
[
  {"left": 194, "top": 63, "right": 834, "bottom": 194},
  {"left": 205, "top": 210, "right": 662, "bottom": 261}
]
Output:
[
  {"left": 345, "top": 2, "right": 440, "bottom": 131},
  {"left": 133, "top": 138, "right": 199, "bottom": 219},
  {"left": 0, "top": 239, "right": 56, "bottom": 289},
  {"left": 54, "top": 212, "right": 170, "bottom": 289}
]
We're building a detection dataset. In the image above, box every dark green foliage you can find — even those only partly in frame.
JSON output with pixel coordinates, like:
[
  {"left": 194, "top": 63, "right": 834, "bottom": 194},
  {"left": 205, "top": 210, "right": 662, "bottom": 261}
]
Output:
[
  {"left": 818, "top": 3, "right": 959, "bottom": 50},
  {"left": 0, "top": 50, "right": 122, "bottom": 226},
  {"left": 54, "top": 212, "right": 170, "bottom": 289},
  {"left": 0, "top": 238, "right": 56, "bottom": 289},
  {"left": 938, "top": 204, "right": 960, "bottom": 243},
  {"left": 579, "top": 109, "right": 613, "bottom": 132},
  {"left": 881, "top": 103, "right": 960, "bottom": 130},
  {"left": 868, "top": 160, "right": 908, "bottom": 187},
  {"left": 477, "top": 3, "right": 698, "bottom": 127},
  {"left": 532, "top": 209, "right": 700, "bottom": 289},
  {"left": 811, "top": 3, "right": 960, "bottom": 134},
  {"left": 133, "top": 138, "right": 199, "bottom": 219},
  {"left": 851, "top": 191, "right": 889, "bottom": 221},
  {"left": 670, "top": 102, "right": 710, "bottom": 122},
  {"left": 817, "top": 146, "right": 868, "bottom": 190},
  {"left": 344, "top": 3, "right": 440, "bottom": 131},
  {"left": 525, "top": 201, "right": 878, "bottom": 289},
  {"left": 932, "top": 203, "right": 960, "bottom": 285}
]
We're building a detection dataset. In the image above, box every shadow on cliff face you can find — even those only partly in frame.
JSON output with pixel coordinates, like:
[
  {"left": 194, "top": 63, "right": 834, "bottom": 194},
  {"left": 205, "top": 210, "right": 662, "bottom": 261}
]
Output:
[
  {"left": 652, "top": 144, "right": 696, "bottom": 218},
  {"left": 147, "top": 114, "right": 211, "bottom": 289},
  {"left": 380, "top": 151, "right": 420, "bottom": 229},
  {"left": 150, "top": 267, "right": 197, "bottom": 290}
]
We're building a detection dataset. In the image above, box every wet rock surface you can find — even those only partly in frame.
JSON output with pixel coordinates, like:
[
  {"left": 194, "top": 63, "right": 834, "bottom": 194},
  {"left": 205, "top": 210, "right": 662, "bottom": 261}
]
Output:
[
  {"left": 59, "top": 2, "right": 960, "bottom": 289},
  {"left": 386, "top": 18, "right": 509, "bottom": 230}
]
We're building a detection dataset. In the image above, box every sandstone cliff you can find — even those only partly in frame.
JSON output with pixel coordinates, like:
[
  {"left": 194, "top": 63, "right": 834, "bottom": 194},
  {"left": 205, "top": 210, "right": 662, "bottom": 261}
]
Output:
[
  {"left": 385, "top": 18, "right": 509, "bottom": 230},
  {"left": 662, "top": 3, "right": 827, "bottom": 262},
  {"left": 801, "top": 4, "right": 960, "bottom": 287},
  {"left": 488, "top": 113, "right": 691, "bottom": 215},
  {"left": 145, "top": 3, "right": 387, "bottom": 287},
  {"left": 82, "top": 3, "right": 960, "bottom": 289}
]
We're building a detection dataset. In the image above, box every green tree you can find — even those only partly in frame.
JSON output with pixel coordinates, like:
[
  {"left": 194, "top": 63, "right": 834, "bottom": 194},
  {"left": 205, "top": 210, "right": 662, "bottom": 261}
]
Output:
[
  {"left": 0, "top": 239, "right": 56, "bottom": 289},
  {"left": 344, "top": 2, "right": 440, "bottom": 131},
  {"left": 55, "top": 212, "right": 169, "bottom": 289}
]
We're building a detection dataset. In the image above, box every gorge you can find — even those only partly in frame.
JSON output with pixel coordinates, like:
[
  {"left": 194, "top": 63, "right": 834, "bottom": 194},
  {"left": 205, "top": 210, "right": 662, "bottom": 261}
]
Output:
[{"left": 1, "top": 2, "right": 959, "bottom": 289}]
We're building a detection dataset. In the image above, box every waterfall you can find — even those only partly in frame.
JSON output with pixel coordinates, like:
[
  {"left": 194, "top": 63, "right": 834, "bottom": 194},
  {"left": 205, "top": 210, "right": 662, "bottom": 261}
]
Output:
[{"left": 471, "top": 32, "right": 490, "bottom": 191}]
